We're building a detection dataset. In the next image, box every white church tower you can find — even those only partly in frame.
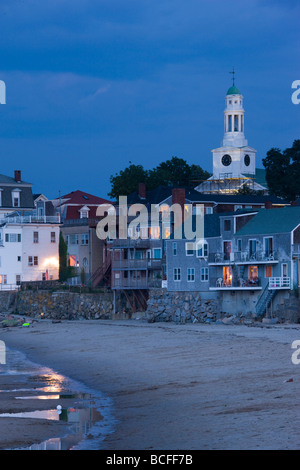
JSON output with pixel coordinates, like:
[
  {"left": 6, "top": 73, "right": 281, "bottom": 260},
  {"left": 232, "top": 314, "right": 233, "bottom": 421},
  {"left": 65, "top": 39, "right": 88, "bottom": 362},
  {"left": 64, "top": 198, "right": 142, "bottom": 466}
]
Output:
[
  {"left": 195, "top": 75, "right": 267, "bottom": 194},
  {"left": 212, "top": 83, "right": 256, "bottom": 179}
]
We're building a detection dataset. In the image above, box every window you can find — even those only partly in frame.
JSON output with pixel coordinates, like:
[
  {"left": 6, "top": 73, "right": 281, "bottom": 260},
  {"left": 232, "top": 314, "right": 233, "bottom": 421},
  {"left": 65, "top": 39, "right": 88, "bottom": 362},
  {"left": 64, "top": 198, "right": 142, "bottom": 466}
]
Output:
[
  {"left": 187, "top": 268, "right": 195, "bottom": 282},
  {"left": 5, "top": 233, "right": 21, "bottom": 242},
  {"left": 249, "top": 239, "right": 257, "bottom": 256},
  {"left": 235, "top": 205, "right": 243, "bottom": 211},
  {"left": 264, "top": 237, "right": 273, "bottom": 256},
  {"left": 68, "top": 255, "right": 79, "bottom": 267},
  {"left": 153, "top": 248, "right": 162, "bottom": 259},
  {"left": 173, "top": 242, "right": 177, "bottom": 256},
  {"left": 70, "top": 234, "right": 79, "bottom": 245},
  {"left": 0, "top": 275, "right": 7, "bottom": 284},
  {"left": 51, "top": 232, "right": 56, "bottom": 243},
  {"left": 81, "top": 233, "right": 89, "bottom": 245},
  {"left": 265, "top": 265, "right": 272, "bottom": 278},
  {"left": 12, "top": 190, "right": 21, "bottom": 208},
  {"left": 205, "top": 207, "right": 213, "bottom": 215},
  {"left": 201, "top": 267, "right": 209, "bottom": 281},
  {"left": 224, "top": 219, "right": 231, "bottom": 231},
  {"left": 223, "top": 241, "right": 232, "bottom": 260},
  {"left": 33, "top": 231, "right": 39, "bottom": 243},
  {"left": 173, "top": 268, "right": 181, "bottom": 281},
  {"left": 17, "top": 256, "right": 21, "bottom": 262},
  {"left": 197, "top": 241, "right": 208, "bottom": 258},
  {"left": 28, "top": 256, "right": 38, "bottom": 266},
  {"left": 237, "top": 239, "right": 242, "bottom": 252},
  {"left": 150, "top": 226, "right": 160, "bottom": 239},
  {"left": 185, "top": 242, "right": 194, "bottom": 256},
  {"left": 248, "top": 265, "right": 258, "bottom": 281},
  {"left": 83, "top": 257, "right": 88, "bottom": 267},
  {"left": 16, "top": 275, "right": 21, "bottom": 285}
]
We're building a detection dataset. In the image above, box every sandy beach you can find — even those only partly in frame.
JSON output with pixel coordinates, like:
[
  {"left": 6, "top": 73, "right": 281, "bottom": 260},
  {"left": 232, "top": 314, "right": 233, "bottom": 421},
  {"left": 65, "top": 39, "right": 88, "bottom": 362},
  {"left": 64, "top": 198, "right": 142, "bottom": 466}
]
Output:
[{"left": 0, "top": 318, "right": 300, "bottom": 450}]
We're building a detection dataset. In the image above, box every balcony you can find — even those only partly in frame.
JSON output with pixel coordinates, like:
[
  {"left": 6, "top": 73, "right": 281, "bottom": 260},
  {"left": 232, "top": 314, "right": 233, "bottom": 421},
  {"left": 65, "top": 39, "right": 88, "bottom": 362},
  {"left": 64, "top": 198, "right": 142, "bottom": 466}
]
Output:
[
  {"left": 268, "top": 277, "right": 291, "bottom": 289},
  {"left": 112, "top": 258, "right": 162, "bottom": 270},
  {"left": 110, "top": 238, "right": 151, "bottom": 249},
  {"left": 1, "top": 215, "right": 61, "bottom": 225},
  {"left": 208, "top": 251, "right": 278, "bottom": 265},
  {"left": 112, "top": 278, "right": 162, "bottom": 289},
  {"left": 210, "top": 276, "right": 262, "bottom": 291}
]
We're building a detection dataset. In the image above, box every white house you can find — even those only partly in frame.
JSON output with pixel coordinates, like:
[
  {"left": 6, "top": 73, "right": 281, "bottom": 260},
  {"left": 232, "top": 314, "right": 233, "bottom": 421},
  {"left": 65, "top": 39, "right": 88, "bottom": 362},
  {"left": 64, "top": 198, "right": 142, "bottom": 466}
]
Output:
[{"left": 0, "top": 214, "right": 60, "bottom": 290}]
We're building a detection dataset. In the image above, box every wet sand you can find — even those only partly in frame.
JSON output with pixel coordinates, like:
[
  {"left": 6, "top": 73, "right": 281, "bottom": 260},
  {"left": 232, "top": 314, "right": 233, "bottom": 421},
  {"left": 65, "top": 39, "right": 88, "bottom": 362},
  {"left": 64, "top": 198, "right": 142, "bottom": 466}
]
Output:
[{"left": 1, "top": 318, "right": 300, "bottom": 450}]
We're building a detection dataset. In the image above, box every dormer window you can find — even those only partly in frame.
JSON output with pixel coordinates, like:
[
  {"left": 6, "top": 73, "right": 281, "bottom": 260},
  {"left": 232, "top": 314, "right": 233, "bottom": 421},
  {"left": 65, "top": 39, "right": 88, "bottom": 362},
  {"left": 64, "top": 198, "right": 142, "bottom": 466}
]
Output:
[
  {"left": 12, "top": 189, "right": 21, "bottom": 208},
  {"left": 79, "top": 205, "right": 90, "bottom": 219}
]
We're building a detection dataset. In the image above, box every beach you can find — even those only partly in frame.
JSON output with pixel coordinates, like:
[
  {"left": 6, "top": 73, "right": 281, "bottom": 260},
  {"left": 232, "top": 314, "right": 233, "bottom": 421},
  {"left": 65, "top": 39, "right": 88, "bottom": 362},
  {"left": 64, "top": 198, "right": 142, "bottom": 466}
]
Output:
[{"left": 0, "top": 318, "right": 300, "bottom": 450}]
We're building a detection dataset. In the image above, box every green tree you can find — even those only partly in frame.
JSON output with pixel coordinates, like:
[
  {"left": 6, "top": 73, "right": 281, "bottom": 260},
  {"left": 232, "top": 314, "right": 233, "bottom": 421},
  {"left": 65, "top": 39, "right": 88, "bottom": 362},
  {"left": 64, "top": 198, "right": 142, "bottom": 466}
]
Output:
[
  {"left": 108, "top": 164, "right": 148, "bottom": 199},
  {"left": 58, "top": 232, "right": 76, "bottom": 282},
  {"left": 59, "top": 232, "right": 68, "bottom": 282},
  {"left": 108, "top": 157, "right": 211, "bottom": 198},
  {"left": 262, "top": 140, "right": 300, "bottom": 201}
]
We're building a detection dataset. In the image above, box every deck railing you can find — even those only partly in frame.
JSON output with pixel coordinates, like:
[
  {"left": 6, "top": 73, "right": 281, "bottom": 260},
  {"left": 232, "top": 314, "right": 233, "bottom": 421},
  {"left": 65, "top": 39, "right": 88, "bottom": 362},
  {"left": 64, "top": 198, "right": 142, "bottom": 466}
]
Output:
[{"left": 268, "top": 277, "right": 290, "bottom": 289}]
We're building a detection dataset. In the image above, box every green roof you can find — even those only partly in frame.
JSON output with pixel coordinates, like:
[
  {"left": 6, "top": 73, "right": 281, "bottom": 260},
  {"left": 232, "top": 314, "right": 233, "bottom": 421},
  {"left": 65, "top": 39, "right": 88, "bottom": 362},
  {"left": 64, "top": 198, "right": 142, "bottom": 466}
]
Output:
[
  {"left": 244, "top": 168, "right": 268, "bottom": 188},
  {"left": 235, "top": 206, "right": 300, "bottom": 236},
  {"left": 227, "top": 85, "right": 241, "bottom": 95}
]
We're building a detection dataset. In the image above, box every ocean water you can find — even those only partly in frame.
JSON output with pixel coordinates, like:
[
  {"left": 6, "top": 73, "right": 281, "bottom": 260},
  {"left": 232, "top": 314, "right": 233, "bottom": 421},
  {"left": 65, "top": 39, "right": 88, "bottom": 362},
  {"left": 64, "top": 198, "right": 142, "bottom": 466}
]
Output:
[{"left": 0, "top": 347, "right": 116, "bottom": 450}]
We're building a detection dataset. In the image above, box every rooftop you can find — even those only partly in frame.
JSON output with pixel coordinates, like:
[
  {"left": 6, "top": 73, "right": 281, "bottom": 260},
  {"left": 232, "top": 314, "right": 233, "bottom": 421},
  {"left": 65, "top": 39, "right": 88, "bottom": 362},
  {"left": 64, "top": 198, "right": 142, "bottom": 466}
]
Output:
[{"left": 235, "top": 205, "right": 300, "bottom": 236}]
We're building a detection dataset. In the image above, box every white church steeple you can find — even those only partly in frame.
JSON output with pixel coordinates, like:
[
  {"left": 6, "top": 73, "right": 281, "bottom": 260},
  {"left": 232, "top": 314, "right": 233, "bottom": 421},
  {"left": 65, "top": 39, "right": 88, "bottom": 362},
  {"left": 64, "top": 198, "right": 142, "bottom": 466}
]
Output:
[
  {"left": 223, "top": 85, "right": 247, "bottom": 148},
  {"left": 194, "top": 75, "right": 268, "bottom": 194},
  {"left": 211, "top": 80, "right": 256, "bottom": 179}
]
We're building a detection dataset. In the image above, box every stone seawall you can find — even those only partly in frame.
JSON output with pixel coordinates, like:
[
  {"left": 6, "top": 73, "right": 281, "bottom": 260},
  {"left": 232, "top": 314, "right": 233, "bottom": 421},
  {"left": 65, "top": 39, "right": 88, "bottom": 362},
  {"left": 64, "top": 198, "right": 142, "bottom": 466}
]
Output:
[
  {"left": 146, "top": 289, "right": 221, "bottom": 323},
  {"left": 0, "top": 290, "right": 129, "bottom": 320}
]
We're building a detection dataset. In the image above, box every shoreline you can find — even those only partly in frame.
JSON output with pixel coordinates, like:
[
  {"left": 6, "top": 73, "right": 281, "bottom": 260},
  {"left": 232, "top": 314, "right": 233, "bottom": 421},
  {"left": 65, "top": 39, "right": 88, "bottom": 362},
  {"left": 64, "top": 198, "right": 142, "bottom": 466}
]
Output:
[{"left": 1, "top": 318, "right": 300, "bottom": 450}]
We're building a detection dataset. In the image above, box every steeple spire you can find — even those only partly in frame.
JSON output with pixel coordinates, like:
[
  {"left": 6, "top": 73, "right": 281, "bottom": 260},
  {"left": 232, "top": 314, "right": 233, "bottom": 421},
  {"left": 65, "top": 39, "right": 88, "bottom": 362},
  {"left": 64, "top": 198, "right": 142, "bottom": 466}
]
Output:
[{"left": 229, "top": 67, "right": 235, "bottom": 86}]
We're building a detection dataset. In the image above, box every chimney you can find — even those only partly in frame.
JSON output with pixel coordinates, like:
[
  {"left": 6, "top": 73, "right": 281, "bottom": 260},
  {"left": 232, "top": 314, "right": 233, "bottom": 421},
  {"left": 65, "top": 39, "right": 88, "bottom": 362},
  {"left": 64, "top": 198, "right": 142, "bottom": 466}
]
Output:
[
  {"left": 138, "top": 183, "right": 146, "bottom": 199},
  {"left": 172, "top": 188, "right": 186, "bottom": 223},
  {"left": 264, "top": 200, "right": 273, "bottom": 209},
  {"left": 14, "top": 170, "right": 21, "bottom": 183}
]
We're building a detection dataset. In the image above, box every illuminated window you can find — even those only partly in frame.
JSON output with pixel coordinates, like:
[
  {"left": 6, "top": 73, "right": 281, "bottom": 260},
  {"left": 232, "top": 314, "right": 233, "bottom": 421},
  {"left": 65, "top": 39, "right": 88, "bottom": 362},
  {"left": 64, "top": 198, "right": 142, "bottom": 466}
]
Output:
[
  {"left": 265, "top": 265, "right": 272, "bottom": 278},
  {"left": 150, "top": 226, "right": 160, "bottom": 239},
  {"left": 248, "top": 265, "right": 258, "bottom": 280},
  {"left": 160, "top": 205, "right": 170, "bottom": 214},
  {"left": 0, "top": 275, "right": 7, "bottom": 284}
]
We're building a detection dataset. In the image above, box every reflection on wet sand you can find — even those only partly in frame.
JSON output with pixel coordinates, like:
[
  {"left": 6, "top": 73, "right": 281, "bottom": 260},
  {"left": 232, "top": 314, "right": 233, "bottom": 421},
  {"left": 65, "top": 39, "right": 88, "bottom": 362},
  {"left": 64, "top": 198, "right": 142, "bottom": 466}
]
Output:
[{"left": 0, "top": 348, "right": 115, "bottom": 450}]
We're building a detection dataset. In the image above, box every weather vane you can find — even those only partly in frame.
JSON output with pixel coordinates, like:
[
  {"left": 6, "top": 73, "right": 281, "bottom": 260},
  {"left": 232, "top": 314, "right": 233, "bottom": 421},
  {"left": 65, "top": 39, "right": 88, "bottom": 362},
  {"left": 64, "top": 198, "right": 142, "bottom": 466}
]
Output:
[{"left": 229, "top": 67, "right": 235, "bottom": 86}]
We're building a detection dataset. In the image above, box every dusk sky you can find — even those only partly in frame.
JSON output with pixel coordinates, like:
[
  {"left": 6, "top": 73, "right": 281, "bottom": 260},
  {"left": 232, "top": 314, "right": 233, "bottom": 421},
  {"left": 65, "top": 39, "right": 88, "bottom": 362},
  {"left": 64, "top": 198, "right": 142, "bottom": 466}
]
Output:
[{"left": 0, "top": 0, "right": 299, "bottom": 200}]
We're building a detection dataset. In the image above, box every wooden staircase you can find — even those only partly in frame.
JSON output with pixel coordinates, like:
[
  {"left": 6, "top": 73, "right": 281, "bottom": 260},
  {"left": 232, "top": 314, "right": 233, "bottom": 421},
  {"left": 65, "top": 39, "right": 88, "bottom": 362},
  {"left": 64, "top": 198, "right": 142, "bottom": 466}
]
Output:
[
  {"left": 88, "top": 251, "right": 112, "bottom": 288},
  {"left": 256, "top": 283, "right": 277, "bottom": 317}
]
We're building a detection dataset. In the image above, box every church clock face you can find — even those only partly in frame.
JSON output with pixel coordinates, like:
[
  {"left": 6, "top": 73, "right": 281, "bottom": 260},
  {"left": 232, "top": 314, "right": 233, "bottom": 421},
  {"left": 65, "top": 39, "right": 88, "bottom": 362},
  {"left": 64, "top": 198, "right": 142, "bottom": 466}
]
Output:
[
  {"left": 221, "top": 154, "right": 232, "bottom": 166},
  {"left": 244, "top": 154, "right": 250, "bottom": 166}
]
